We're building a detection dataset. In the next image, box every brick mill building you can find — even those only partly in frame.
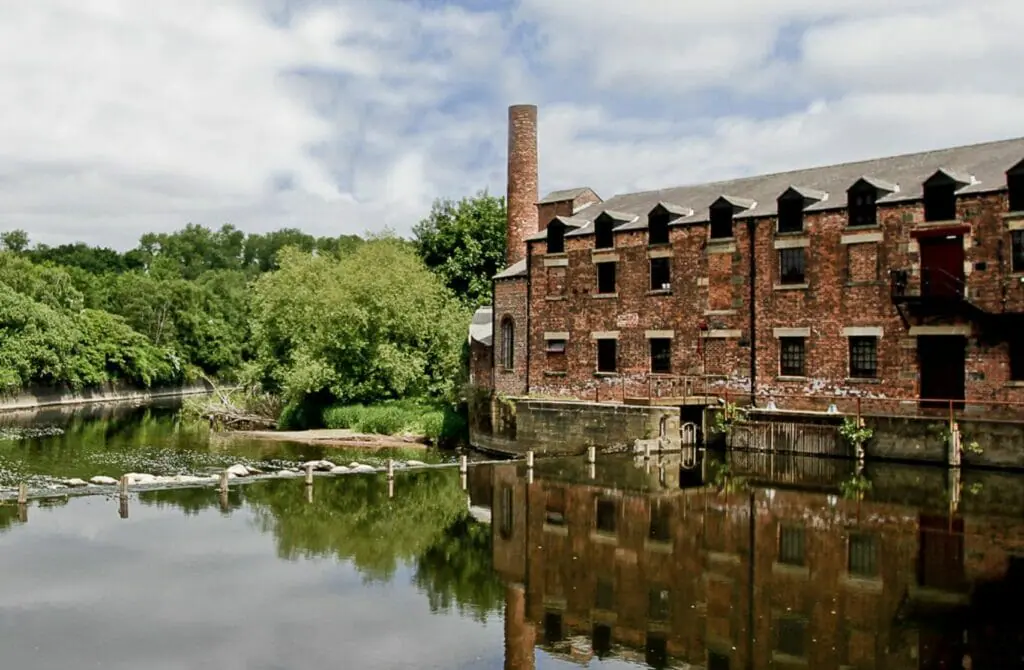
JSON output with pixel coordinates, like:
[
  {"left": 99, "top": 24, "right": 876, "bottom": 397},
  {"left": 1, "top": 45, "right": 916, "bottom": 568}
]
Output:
[{"left": 469, "top": 104, "right": 1024, "bottom": 425}]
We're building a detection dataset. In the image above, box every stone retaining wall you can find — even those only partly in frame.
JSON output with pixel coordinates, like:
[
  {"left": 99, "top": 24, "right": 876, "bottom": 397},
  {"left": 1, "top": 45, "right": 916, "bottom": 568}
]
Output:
[{"left": 0, "top": 381, "right": 215, "bottom": 413}]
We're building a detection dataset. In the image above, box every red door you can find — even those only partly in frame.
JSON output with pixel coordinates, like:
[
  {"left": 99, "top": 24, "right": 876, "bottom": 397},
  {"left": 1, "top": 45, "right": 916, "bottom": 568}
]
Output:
[{"left": 919, "top": 235, "right": 965, "bottom": 298}]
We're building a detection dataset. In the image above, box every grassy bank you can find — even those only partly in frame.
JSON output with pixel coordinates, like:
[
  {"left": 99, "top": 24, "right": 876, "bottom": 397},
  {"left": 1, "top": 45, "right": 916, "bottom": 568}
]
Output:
[{"left": 321, "top": 400, "right": 466, "bottom": 446}]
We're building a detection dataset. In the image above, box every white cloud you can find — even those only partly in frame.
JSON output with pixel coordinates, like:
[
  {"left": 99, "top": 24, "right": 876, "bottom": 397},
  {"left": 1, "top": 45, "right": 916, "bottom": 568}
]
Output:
[{"left": 0, "top": 0, "right": 1022, "bottom": 249}]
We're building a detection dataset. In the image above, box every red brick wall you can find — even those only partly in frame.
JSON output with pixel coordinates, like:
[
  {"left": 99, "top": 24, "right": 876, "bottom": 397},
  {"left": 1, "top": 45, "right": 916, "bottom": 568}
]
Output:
[
  {"left": 469, "top": 339, "right": 492, "bottom": 390},
  {"left": 516, "top": 190, "right": 1024, "bottom": 415},
  {"left": 494, "top": 276, "right": 529, "bottom": 396}
]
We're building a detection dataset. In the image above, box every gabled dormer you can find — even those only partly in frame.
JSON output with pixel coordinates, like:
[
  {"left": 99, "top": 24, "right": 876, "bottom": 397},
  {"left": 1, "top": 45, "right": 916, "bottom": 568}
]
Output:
[
  {"left": 647, "top": 202, "right": 692, "bottom": 245},
  {"left": 1007, "top": 159, "right": 1024, "bottom": 212},
  {"left": 592, "top": 210, "right": 636, "bottom": 249},
  {"left": 923, "top": 169, "right": 973, "bottom": 222},
  {"left": 776, "top": 186, "right": 827, "bottom": 234},
  {"left": 546, "top": 217, "right": 566, "bottom": 254},
  {"left": 847, "top": 177, "right": 898, "bottom": 228},
  {"left": 709, "top": 196, "right": 756, "bottom": 240}
]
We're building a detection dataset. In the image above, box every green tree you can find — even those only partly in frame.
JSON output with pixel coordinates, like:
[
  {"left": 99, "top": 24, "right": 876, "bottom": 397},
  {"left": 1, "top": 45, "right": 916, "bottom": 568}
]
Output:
[
  {"left": 0, "top": 230, "right": 30, "bottom": 253},
  {"left": 412, "top": 191, "right": 506, "bottom": 307},
  {"left": 249, "top": 237, "right": 469, "bottom": 409}
]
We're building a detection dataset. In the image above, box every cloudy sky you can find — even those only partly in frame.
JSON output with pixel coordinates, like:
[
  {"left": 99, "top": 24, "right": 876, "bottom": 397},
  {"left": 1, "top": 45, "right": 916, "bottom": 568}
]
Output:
[{"left": 2, "top": 0, "right": 1023, "bottom": 249}]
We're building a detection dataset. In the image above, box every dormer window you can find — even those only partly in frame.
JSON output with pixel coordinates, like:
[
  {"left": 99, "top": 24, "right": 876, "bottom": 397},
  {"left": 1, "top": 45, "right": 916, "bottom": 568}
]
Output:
[
  {"left": 648, "top": 210, "right": 670, "bottom": 245},
  {"left": 710, "top": 203, "right": 733, "bottom": 240},
  {"left": 594, "top": 214, "right": 614, "bottom": 249},
  {"left": 848, "top": 182, "right": 878, "bottom": 227},
  {"left": 547, "top": 219, "right": 565, "bottom": 254},
  {"left": 777, "top": 192, "right": 805, "bottom": 234},
  {"left": 923, "top": 170, "right": 970, "bottom": 222},
  {"left": 1007, "top": 160, "right": 1024, "bottom": 212}
]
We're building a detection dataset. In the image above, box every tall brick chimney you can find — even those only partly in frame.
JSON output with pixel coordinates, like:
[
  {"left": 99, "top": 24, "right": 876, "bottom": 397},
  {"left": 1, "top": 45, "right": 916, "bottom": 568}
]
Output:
[{"left": 505, "top": 104, "right": 539, "bottom": 266}]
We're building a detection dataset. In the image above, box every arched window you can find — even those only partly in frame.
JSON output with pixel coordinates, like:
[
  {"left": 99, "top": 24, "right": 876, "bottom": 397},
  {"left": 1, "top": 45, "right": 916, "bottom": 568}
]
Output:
[
  {"left": 547, "top": 219, "right": 565, "bottom": 254},
  {"left": 501, "top": 316, "right": 515, "bottom": 370}
]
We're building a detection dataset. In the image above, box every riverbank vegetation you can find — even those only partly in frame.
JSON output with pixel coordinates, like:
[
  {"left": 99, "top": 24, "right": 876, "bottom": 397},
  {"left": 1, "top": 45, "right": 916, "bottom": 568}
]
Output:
[{"left": 0, "top": 191, "right": 505, "bottom": 443}]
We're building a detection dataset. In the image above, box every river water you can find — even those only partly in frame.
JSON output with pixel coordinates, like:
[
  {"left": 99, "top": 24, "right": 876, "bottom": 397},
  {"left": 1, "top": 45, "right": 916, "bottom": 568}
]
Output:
[{"left": 1, "top": 403, "right": 1023, "bottom": 668}]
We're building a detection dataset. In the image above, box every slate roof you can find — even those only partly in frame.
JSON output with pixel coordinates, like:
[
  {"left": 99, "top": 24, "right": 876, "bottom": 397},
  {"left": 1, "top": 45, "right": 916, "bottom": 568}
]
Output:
[
  {"left": 491, "top": 135, "right": 1024, "bottom": 274},
  {"left": 537, "top": 187, "right": 597, "bottom": 205},
  {"left": 563, "top": 135, "right": 1024, "bottom": 233},
  {"left": 493, "top": 258, "right": 527, "bottom": 279}
]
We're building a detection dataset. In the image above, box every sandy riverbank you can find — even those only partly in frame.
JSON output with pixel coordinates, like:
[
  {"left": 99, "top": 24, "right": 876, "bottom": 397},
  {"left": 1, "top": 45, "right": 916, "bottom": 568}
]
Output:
[{"left": 217, "top": 428, "right": 430, "bottom": 449}]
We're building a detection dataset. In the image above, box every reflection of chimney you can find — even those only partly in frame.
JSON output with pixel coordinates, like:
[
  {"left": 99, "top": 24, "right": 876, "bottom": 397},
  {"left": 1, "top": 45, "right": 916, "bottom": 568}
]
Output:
[
  {"left": 504, "top": 582, "right": 536, "bottom": 670},
  {"left": 506, "top": 104, "right": 539, "bottom": 266}
]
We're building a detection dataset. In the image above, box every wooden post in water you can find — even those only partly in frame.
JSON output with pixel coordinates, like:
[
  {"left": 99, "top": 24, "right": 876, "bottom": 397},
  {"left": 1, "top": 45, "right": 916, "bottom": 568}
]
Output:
[
  {"left": 459, "top": 455, "right": 468, "bottom": 475},
  {"left": 949, "top": 422, "right": 962, "bottom": 468},
  {"left": 387, "top": 459, "right": 395, "bottom": 480},
  {"left": 587, "top": 446, "right": 596, "bottom": 464},
  {"left": 526, "top": 450, "right": 534, "bottom": 468},
  {"left": 219, "top": 470, "right": 230, "bottom": 494},
  {"left": 17, "top": 482, "right": 27, "bottom": 505},
  {"left": 220, "top": 487, "right": 230, "bottom": 512},
  {"left": 388, "top": 478, "right": 395, "bottom": 499},
  {"left": 119, "top": 475, "right": 129, "bottom": 497},
  {"left": 304, "top": 464, "right": 314, "bottom": 486}
]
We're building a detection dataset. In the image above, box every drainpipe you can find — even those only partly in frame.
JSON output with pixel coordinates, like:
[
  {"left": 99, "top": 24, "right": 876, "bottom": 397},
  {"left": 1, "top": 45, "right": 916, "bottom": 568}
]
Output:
[{"left": 748, "top": 218, "right": 758, "bottom": 407}]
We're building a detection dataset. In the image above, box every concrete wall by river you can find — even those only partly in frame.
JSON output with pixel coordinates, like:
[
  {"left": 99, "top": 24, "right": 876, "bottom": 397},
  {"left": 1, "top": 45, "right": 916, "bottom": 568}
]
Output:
[{"left": 0, "top": 381, "right": 215, "bottom": 413}]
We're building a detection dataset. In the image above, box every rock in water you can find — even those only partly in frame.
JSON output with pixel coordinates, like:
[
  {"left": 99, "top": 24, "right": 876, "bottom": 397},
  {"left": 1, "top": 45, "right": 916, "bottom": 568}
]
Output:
[
  {"left": 351, "top": 464, "right": 377, "bottom": 474},
  {"left": 302, "top": 460, "right": 334, "bottom": 472},
  {"left": 89, "top": 476, "right": 118, "bottom": 486},
  {"left": 226, "top": 464, "right": 250, "bottom": 478},
  {"left": 63, "top": 478, "right": 89, "bottom": 488},
  {"left": 348, "top": 462, "right": 362, "bottom": 469},
  {"left": 406, "top": 460, "right": 426, "bottom": 467},
  {"left": 329, "top": 466, "right": 350, "bottom": 474},
  {"left": 276, "top": 470, "right": 300, "bottom": 477},
  {"left": 124, "top": 473, "right": 157, "bottom": 485}
]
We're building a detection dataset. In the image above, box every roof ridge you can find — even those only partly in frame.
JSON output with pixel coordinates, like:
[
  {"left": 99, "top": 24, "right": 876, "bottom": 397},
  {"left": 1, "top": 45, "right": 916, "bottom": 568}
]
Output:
[{"left": 601, "top": 135, "right": 1024, "bottom": 200}]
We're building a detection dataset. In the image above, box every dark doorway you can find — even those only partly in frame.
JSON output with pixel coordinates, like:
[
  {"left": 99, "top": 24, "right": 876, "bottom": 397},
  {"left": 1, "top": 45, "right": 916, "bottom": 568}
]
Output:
[
  {"left": 918, "top": 514, "right": 966, "bottom": 591},
  {"left": 918, "top": 336, "right": 966, "bottom": 409},
  {"left": 919, "top": 235, "right": 965, "bottom": 299}
]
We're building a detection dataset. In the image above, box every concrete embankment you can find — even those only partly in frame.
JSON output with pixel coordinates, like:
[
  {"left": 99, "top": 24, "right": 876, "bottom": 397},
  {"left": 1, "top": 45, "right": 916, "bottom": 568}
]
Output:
[{"left": 0, "top": 381, "right": 216, "bottom": 413}]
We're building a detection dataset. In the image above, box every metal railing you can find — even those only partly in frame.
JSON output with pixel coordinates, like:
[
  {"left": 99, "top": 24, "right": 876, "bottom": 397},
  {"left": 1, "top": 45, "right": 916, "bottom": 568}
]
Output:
[{"left": 890, "top": 266, "right": 968, "bottom": 301}]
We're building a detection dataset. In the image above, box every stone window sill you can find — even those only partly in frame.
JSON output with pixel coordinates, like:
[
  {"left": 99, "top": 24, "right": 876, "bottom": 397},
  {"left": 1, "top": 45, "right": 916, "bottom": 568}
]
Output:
[
  {"left": 646, "top": 289, "right": 672, "bottom": 296},
  {"left": 774, "top": 283, "right": 809, "bottom": 291},
  {"left": 704, "top": 309, "right": 736, "bottom": 316},
  {"left": 543, "top": 523, "right": 568, "bottom": 536},
  {"left": 543, "top": 252, "right": 568, "bottom": 258},
  {"left": 543, "top": 370, "right": 567, "bottom": 377},
  {"left": 845, "top": 377, "right": 881, "bottom": 384},
  {"left": 594, "top": 371, "right": 619, "bottom": 378},
  {"left": 772, "top": 562, "right": 810, "bottom": 578},
  {"left": 708, "top": 236, "right": 735, "bottom": 243},
  {"left": 841, "top": 574, "right": 883, "bottom": 592},
  {"left": 775, "top": 229, "right": 806, "bottom": 237},
  {"left": 593, "top": 293, "right": 618, "bottom": 299},
  {"left": 844, "top": 281, "right": 884, "bottom": 288},
  {"left": 645, "top": 539, "right": 673, "bottom": 554},
  {"left": 501, "top": 368, "right": 514, "bottom": 374},
  {"left": 777, "top": 375, "right": 808, "bottom": 382},
  {"left": 545, "top": 295, "right": 566, "bottom": 301},
  {"left": 1002, "top": 211, "right": 1024, "bottom": 221},
  {"left": 590, "top": 531, "right": 618, "bottom": 545},
  {"left": 1006, "top": 381, "right": 1024, "bottom": 388},
  {"left": 844, "top": 224, "right": 882, "bottom": 231}
]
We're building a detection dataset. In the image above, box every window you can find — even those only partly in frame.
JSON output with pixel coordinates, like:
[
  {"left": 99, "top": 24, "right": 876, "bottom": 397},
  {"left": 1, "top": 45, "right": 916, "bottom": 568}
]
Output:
[
  {"left": 595, "top": 216, "right": 614, "bottom": 249},
  {"left": 849, "top": 336, "right": 878, "bottom": 379},
  {"left": 848, "top": 532, "right": 878, "bottom": 577},
  {"left": 592, "top": 625, "right": 612, "bottom": 658},
  {"left": 648, "top": 587, "right": 670, "bottom": 621},
  {"left": 778, "top": 248, "right": 806, "bottom": 285},
  {"left": 546, "top": 219, "right": 565, "bottom": 254},
  {"left": 649, "top": 257, "right": 671, "bottom": 291},
  {"left": 779, "top": 337, "right": 806, "bottom": 377},
  {"left": 545, "top": 338, "right": 566, "bottom": 354},
  {"left": 710, "top": 204, "right": 733, "bottom": 239},
  {"left": 543, "top": 612, "right": 564, "bottom": 644},
  {"left": 595, "top": 578, "right": 614, "bottom": 610},
  {"left": 1010, "top": 337, "right": 1024, "bottom": 381},
  {"left": 848, "top": 184, "right": 878, "bottom": 227},
  {"left": 776, "top": 616, "right": 806, "bottom": 657},
  {"left": 649, "top": 211, "right": 670, "bottom": 245},
  {"left": 650, "top": 338, "right": 672, "bottom": 374},
  {"left": 649, "top": 500, "right": 671, "bottom": 542},
  {"left": 500, "top": 317, "right": 515, "bottom": 370},
  {"left": 924, "top": 178, "right": 957, "bottom": 222},
  {"left": 545, "top": 487, "right": 566, "bottom": 526},
  {"left": 1013, "top": 230, "right": 1024, "bottom": 273},
  {"left": 777, "top": 193, "right": 804, "bottom": 233},
  {"left": 595, "top": 498, "right": 616, "bottom": 533},
  {"left": 596, "top": 261, "right": 616, "bottom": 294},
  {"left": 1008, "top": 165, "right": 1024, "bottom": 212},
  {"left": 499, "top": 485, "right": 513, "bottom": 539},
  {"left": 778, "top": 525, "right": 806, "bottom": 566},
  {"left": 597, "top": 338, "right": 617, "bottom": 373}
]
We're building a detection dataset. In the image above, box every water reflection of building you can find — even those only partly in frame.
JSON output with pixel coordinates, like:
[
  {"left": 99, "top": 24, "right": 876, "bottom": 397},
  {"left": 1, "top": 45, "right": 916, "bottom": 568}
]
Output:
[{"left": 469, "top": 455, "right": 1024, "bottom": 669}]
